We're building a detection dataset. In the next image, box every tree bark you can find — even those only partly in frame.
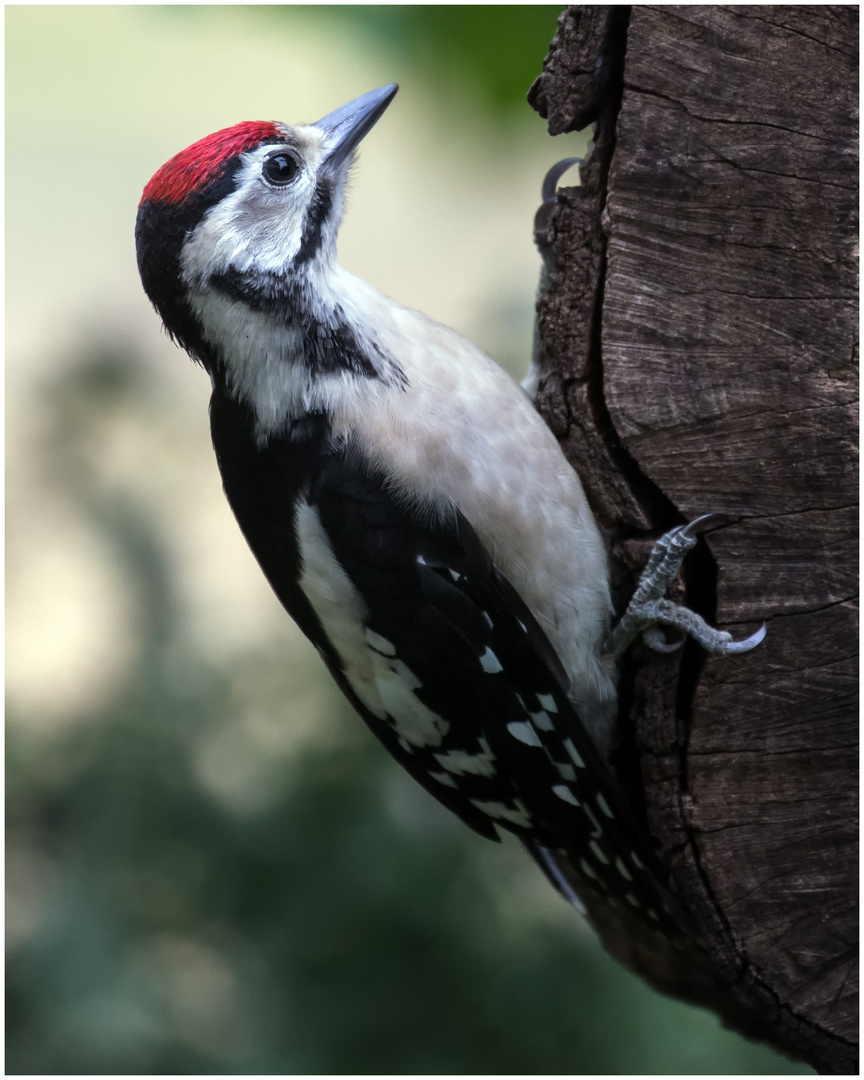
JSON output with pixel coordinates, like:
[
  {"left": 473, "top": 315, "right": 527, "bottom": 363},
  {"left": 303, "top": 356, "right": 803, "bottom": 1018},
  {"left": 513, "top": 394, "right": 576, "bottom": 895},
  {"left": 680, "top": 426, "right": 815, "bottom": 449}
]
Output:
[{"left": 529, "top": 6, "right": 857, "bottom": 1074}]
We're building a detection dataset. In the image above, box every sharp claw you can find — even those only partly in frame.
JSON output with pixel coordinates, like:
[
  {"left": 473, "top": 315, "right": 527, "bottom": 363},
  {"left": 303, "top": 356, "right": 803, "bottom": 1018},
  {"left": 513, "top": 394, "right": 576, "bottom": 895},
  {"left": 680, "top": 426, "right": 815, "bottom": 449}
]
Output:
[
  {"left": 678, "top": 513, "right": 730, "bottom": 541},
  {"left": 722, "top": 623, "right": 768, "bottom": 654},
  {"left": 607, "top": 515, "right": 768, "bottom": 663},
  {"left": 541, "top": 158, "right": 582, "bottom": 203}
]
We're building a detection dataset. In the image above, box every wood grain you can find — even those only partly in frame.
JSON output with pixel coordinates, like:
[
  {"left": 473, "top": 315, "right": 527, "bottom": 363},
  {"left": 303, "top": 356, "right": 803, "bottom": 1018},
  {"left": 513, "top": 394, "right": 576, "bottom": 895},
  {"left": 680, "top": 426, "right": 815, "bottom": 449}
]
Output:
[{"left": 530, "top": 5, "right": 858, "bottom": 1072}]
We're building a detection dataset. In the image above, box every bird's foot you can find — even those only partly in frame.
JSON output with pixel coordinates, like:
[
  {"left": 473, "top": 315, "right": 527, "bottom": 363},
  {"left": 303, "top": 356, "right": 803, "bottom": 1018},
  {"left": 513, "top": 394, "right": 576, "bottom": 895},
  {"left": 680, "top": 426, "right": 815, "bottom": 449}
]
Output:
[
  {"left": 533, "top": 157, "right": 582, "bottom": 259},
  {"left": 604, "top": 515, "right": 767, "bottom": 662},
  {"left": 524, "top": 158, "right": 583, "bottom": 399}
]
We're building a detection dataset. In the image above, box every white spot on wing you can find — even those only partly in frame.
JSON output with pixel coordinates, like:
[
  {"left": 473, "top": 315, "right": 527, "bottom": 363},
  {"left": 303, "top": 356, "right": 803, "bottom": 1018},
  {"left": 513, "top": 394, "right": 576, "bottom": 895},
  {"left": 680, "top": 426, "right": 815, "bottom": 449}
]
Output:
[
  {"left": 296, "top": 504, "right": 448, "bottom": 748},
  {"left": 377, "top": 658, "right": 449, "bottom": 748},
  {"left": 596, "top": 793, "right": 614, "bottom": 819},
  {"left": 579, "top": 858, "right": 598, "bottom": 881},
  {"left": 537, "top": 693, "right": 558, "bottom": 714},
  {"left": 583, "top": 804, "right": 603, "bottom": 838},
  {"left": 507, "top": 721, "right": 542, "bottom": 747},
  {"left": 555, "top": 762, "right": 576, "bottom": 782},
  {"left": 434, "top": 738, "right": 496, "bottom": 777},
  {"left": 564, "top": 738, "right": 585, "bottom": 768},
  {"left": 480, "top": 647, "right": 502, "bottom": 673},
  {"left": 615, "top": 856, "right": 633, "bottom": 881},
  {"left": 590, "top": 839, "right": 609, "bottom": 865},
  {"left": 470, "top": 798, "right": 533, "bottom": 829},
  {"left": 530, "top": 710, "right": 554, "bottom": 731},
  {"left": 366, "top": 630, "right": 396, "bottom": 656},
  {"left": 552, "top": 784, "right": 579, "bottom": 806},
  {"left": 428, "top": 770, "right": 458, "bottom": 789},
  {"left": 187, "top": 222, "right": 616, "bottom": 762}
]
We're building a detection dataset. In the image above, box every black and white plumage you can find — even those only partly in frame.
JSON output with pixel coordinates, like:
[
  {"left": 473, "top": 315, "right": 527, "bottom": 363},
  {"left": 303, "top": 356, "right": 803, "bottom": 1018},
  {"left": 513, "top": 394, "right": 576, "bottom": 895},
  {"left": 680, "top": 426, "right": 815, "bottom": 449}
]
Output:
[
  {"left": 136, "top": 85, "right": 761, "bottom": 939},
  {"left": 207, "top": 389, "right": 681, "bottom": 930}
]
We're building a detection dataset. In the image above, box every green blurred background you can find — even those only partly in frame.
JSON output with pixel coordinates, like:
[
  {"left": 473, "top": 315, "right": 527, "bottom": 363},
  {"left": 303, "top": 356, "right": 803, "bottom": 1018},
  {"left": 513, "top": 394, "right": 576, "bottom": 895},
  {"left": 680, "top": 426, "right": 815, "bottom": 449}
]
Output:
[{"left": 7, "top": 6, "right": 811, "bottom": 1074}]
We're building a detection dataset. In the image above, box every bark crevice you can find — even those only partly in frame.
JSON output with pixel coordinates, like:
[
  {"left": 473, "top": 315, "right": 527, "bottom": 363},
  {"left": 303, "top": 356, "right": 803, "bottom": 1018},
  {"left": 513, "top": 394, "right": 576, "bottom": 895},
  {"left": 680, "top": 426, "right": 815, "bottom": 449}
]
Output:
[{"left": 529, "top": 6, "right": 858, "bottom": 1073}]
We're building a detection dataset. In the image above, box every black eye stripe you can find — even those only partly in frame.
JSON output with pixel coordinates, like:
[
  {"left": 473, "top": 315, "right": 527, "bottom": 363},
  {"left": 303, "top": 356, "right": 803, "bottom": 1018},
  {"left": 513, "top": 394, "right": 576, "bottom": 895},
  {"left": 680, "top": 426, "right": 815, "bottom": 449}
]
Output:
[{"left": 263, "top": 152, "right": 300, "bottom": 186}]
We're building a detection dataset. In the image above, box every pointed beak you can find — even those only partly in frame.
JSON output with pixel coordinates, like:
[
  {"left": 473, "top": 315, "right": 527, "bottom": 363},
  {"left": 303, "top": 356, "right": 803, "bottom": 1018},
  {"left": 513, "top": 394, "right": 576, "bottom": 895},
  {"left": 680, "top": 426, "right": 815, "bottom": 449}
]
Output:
[{"left": 315, "top": 84, "right": 398, "bottom": 169}]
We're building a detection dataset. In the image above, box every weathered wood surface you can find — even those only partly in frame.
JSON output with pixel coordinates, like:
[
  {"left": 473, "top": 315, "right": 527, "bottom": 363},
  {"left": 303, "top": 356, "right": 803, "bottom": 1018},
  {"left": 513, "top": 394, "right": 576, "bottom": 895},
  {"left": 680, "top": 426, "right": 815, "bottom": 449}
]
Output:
[{"left": 529, "top": 6, "right": 857, "bottom": 1073}]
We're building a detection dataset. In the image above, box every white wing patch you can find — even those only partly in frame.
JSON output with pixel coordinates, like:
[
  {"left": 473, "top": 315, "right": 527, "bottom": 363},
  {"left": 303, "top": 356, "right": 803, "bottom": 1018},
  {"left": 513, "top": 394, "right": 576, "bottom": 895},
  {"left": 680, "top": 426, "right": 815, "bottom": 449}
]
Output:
[
  {"left": 434, "top": 738, "right": 497, "bottom": 777},
  {"left": 296, "top": 501, "right": 383, "bottom": 715},
  {"left": 552, "top": 784, "right": 580, "bottom": 806},
  {"left": 366, "top": 629, "right": 396, "bottom": 656},
  {"left": 428, "top": 770, "right": 458, "bottom": 789},
  {"left": 375, "top": 656, "right": 449, "bottom": 748},
  {"left": 296, "top": 502, "right": 448, "bottom": 747},
  {"left": 530, "top": 710, "right": 554, "bottom": 731},
  {"left": 470, "top": 798, "right": 533, "bottom": 829},
  {"left": 480, "top": 647, "right": 503, "bottom": 673},
  {"left": 583, "top": 804, "right": 603, "bottom": 838},
  {"left": 580, "top": 857, "right": 599, "bottom": 882},
  {"left": 615, "top": 856, "right": 633, "bottom": 882},
  {"left": 563, "top": 737, "right": 586, "bottom": 769},
  {"left": 507, "top": 721, "right": 542, "bottom": 747}
]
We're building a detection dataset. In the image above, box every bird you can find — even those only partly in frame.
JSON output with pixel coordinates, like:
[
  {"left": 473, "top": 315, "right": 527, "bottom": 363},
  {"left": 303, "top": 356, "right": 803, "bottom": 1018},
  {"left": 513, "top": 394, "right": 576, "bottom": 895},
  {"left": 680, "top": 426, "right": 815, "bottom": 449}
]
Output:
[{"left": 136, "top": 84, "right": 764, "bottom": 939}]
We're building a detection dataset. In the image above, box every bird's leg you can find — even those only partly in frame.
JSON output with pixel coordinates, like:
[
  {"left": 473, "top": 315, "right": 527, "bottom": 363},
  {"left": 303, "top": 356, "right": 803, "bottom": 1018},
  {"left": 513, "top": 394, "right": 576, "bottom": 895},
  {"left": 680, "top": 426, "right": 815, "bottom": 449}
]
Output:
[
  {"left": 522, "top": 158, "right": 582, "bottom": 398},
  {"left": 604, "top": 515, "right": 767, "bottom": 663},
  {"left": 525, "top": 169, "right": 766, "bottom": 665}
]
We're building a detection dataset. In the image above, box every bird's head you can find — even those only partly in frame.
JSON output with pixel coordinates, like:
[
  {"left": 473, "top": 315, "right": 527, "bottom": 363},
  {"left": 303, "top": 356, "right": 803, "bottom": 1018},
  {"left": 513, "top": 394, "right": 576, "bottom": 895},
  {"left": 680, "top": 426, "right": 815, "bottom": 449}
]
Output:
[{"left": 135, "top": 84, "right": 398, "bottom": 360}]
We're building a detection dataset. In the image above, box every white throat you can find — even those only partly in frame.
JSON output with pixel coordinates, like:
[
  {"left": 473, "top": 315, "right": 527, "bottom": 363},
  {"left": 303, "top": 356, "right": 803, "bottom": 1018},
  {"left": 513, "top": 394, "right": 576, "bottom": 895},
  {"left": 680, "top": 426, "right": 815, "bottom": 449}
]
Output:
[{"left": 185, "top": 263, "right": 405, "bottom": 440}]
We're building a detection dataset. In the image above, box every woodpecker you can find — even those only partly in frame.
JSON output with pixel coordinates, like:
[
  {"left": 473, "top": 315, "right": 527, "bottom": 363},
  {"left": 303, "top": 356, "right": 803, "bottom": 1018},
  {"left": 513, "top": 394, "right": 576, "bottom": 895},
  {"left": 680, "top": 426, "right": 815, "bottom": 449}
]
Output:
[{"left": 136, "top": 85, "right": 764, "bottom": 938}]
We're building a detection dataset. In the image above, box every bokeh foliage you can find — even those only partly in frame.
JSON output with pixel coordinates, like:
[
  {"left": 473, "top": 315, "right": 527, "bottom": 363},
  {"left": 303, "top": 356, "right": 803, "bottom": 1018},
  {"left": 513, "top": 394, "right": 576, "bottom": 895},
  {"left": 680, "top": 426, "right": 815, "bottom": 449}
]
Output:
[
  {"left": 7, "top": 6, "right": 812, "bottom": 1074},
  {"left": 159, "top": 5, "right": 564, "bottom": 116},
  {"left": 283, "top": 5, "right": 564, "bottom": 113}
]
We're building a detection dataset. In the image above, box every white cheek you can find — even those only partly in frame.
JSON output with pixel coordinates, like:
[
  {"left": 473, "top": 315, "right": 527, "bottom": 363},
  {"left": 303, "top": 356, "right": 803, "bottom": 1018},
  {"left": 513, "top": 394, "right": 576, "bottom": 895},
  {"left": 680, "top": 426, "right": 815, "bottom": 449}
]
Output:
[
  {"left": 181, "top": 177, "right": 312, "bottom": 282},
  {"left": 230, "top": 186, "right": 309, "bottom": 272}
]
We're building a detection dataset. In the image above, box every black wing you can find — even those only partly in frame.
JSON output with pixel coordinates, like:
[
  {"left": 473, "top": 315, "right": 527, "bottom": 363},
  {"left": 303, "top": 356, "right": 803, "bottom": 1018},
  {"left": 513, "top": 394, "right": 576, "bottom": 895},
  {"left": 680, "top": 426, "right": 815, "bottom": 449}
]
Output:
[
  {"left": 305, "top": 453, "right": 688, "bottom": 936},
  {"left": 209, "top": 393, "right": 688, "bottom": 937}
]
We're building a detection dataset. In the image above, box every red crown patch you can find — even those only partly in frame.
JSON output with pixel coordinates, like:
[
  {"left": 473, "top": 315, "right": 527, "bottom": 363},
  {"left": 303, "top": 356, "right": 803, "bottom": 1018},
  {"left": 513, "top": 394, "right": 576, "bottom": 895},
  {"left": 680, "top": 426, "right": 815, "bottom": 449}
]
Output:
[{"left": 141, "top": 121, "right": 281, "bottom": 206}]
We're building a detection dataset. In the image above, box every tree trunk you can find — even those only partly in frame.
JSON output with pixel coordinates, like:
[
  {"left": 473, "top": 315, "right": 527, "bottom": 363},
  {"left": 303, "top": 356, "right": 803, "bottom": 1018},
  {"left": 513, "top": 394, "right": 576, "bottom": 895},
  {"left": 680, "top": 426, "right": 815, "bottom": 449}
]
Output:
[{"left": 528, "top": 6, "right": 857, "bottom": 1074}]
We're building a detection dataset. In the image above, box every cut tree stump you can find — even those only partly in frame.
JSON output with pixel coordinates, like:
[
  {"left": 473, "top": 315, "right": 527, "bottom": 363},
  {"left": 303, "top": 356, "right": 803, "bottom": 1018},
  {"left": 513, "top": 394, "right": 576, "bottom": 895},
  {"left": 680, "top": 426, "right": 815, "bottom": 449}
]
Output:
[{"left": 529, "top": 6, "right": 857, "bottom": 1074}]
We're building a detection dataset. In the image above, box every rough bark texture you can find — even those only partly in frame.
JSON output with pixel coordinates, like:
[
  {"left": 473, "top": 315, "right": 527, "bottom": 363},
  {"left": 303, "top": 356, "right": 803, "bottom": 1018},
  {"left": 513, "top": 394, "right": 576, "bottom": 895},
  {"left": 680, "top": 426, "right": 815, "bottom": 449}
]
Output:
[{"left": 529, "top": 6, "right": 857, "bottom": 1074}]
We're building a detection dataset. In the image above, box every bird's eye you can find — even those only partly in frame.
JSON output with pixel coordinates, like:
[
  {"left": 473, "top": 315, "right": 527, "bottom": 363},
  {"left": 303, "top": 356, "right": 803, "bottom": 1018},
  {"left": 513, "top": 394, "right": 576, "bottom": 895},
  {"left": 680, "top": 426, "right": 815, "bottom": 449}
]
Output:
[{"left": 263, "top": 153, "right": 300, "bottom": 186}]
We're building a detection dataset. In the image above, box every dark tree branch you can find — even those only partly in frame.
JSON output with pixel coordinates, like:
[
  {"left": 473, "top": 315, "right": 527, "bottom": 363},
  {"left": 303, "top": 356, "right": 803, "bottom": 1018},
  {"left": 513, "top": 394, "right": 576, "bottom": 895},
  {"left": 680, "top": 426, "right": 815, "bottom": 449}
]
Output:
[{"left": 529, "top": 6, "right": 858, "bottom": 1073}]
